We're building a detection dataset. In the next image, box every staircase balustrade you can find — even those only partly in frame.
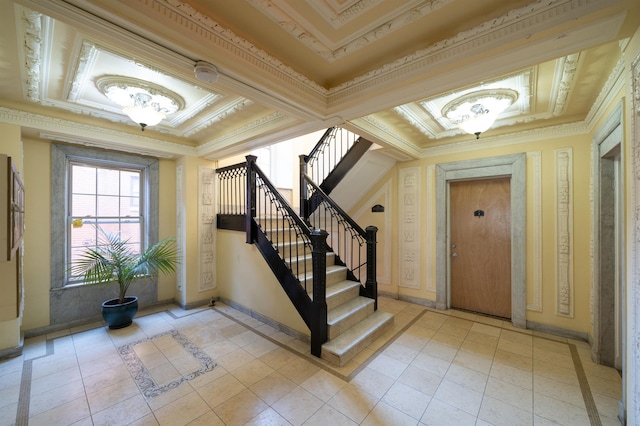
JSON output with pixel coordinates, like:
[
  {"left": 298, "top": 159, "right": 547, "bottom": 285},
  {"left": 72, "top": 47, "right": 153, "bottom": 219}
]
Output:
[
  {"left": 303, "top": 175, "right": 378, "bottom": 308},
  {"left": 216, "top": 156, "right": 329, "bottom": 356},
  {"left": 215, "top": 128, "right": 380, "bottom": 359}
]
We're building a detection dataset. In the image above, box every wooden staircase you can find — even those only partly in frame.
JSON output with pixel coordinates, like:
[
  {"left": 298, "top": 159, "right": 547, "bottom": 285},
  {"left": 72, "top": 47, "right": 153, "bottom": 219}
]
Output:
[{"left": 269, "top": 227, "right": 394, "bottom": 366}]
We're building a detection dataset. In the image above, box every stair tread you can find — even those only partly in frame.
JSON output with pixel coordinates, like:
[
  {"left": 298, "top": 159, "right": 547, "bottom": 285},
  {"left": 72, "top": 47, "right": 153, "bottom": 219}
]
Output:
[
  {"left": 322, "top": 311, "right": 394, "bottom": 356},
  {"left": 327, "top": 297, "right": 374, "bottom": 324},
  {"left": 310, "top": 279, "right": 360, "bottom": 301},
  {"left": 298, "top": 264, "right": 347, "bottom": 280}
]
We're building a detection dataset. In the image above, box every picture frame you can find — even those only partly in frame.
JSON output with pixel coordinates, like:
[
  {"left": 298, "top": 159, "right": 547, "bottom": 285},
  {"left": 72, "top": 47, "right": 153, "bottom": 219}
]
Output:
[{"left": 7, "top": 156, "right": 24, "bottom": 260}]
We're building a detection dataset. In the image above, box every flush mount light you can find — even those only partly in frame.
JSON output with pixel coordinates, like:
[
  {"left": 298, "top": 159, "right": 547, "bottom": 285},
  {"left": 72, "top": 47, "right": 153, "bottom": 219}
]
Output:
[
  {"left": 442, "top": 89, "right": 518, "bottom": 139},
  {"left": 96, "top": 76, "right": 184, "bottom": 131},
  {"left": 194, "top": 61, "right": 218, "bottom": 83}
]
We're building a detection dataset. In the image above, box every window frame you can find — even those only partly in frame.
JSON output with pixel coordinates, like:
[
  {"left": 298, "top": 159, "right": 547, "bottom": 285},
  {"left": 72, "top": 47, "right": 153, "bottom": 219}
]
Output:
[{"left": 51, "top": 144, "right": 159, "bottom": 292}]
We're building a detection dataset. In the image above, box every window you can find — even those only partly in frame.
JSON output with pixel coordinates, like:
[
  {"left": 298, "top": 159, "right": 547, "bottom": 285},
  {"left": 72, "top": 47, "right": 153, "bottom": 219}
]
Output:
[
  {"left": 67, "top": 161, "right": 144, "bottom": 284},
  {"left": 50, "top": 144, "right": 159, "bottom": 313}
]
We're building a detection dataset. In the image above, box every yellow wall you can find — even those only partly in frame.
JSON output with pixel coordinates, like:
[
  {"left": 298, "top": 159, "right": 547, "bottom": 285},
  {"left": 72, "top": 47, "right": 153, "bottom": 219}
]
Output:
[
  {"left": 11, "top": 138, "right": 181, "bottom": 336},
  {"left": 217, "top": 230, "right": 309, "bottom": 336},
  {"left": 0, "top": 123, "right": 22, "bottom": 350},
  {"left": 350, "top": 132, "right": 597, "bottom": 335},
  {"left": 22, "top": 138, "right": 51, "bottom": 330}
]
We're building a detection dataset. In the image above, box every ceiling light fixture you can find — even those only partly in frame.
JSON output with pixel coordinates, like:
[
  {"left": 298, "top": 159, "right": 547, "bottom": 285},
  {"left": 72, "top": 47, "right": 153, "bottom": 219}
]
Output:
[
  {"left": 96, "top": 76, "right": 184, "bottom": 131},
  {"left": 442, "top": 89, "right": 518, "bottom": 139}
]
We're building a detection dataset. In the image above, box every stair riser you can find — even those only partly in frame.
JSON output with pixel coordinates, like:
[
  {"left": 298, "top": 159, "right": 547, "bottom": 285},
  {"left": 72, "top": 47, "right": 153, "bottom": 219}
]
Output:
[
  {"left": 275, "top": 242, "right": 310, "bottom": 258},
  {"left": 321, "top": 315, "right": 394, "bottom": 366},
  {"left": 299, "top": 267, "right": 347, "bottom": 288},
  {"left": 326, "top": 284, "right": 360, "bottom": 311},
  {"left": 328, "top": 303, "right": 374, "bottom": 340},
  {"left": 287, "top": 253, "right": 335, "bottom": 272}
]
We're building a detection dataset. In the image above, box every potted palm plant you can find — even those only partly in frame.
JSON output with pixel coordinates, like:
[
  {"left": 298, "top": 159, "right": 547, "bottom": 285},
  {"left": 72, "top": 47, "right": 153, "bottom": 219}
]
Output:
[{"left": 70, "top": 227, "right": 179, "bottom": 329}]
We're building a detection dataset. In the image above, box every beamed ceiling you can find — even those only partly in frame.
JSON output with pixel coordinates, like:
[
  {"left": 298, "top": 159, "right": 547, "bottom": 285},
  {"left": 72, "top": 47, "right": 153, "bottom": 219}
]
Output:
[{"left": 0, "top": 0, "right": 638, "bottom": 160}]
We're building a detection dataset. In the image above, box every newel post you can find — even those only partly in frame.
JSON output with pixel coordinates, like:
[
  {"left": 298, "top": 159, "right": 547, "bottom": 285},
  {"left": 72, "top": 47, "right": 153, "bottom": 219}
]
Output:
[
  {"left": 365, "top": 225, "right": 378, "bottom": 309},
  {"left": 299, "top": 154, "right": 309, "bottom": 220},
  {"left": 245, "top": 155, "right": 257, "bottom": 244},
  {"left": 309, "top": 228, "right": 328, "bottom": 357}
]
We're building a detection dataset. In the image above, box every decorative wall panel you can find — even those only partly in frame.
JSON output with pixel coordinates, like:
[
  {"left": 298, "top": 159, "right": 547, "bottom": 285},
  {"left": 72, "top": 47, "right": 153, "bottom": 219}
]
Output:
[
  {"left": 555, "top": 148, "right": 573, "bottom": 317},
  {"left": 399, "top": 167, "right": 420, "bottom": 289},
  {"left": 198, "top": 166, "right": 216, "bottom": 291}
]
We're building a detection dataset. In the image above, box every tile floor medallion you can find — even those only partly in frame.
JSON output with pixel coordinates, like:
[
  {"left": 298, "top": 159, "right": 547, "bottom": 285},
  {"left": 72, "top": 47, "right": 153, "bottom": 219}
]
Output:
[{"left": 118, "top": 330, "right": 216, "bottom": 397}]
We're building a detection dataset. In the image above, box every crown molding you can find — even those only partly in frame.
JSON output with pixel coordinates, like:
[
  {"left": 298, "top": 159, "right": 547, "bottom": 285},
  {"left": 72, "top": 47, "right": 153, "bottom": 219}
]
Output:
[
  {"left": 249, "top": 0, "right": 453, "bottom": 62},
  {"left": 327, "top": 0, "right": 621, "bottom": 102},
  {"left": 421, "top": 121, "right": 589, "bottom": 158},
  {"left": 0, "top": 106, "right": 195, "bottom": 158},
  {"left": 197, "top": 111, "right": 291, "bottom": 157}
]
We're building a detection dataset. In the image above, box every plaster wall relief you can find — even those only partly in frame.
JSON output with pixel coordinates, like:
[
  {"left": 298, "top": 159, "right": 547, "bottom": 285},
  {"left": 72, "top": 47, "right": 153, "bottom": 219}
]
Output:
[
  {"left": 555, "top": 148, "right": 574, "bottom": 317},
  {"left": 527, "top": 151, "right": 542, "bottom": 312},
  {"left": 198, "top": 167, "right": 216, "bottom": 291},
  {"left": 399, "top": 167, "right": 420, "bottom": 289},
  {"left": 176, "top": 165, "right": 185, "bottom": 293},
  {"left": 631, "top": 51, "right": 640, "bottom": 424},
  {"left": 426, "top": 165, "right": 436, "bottom": 293}
]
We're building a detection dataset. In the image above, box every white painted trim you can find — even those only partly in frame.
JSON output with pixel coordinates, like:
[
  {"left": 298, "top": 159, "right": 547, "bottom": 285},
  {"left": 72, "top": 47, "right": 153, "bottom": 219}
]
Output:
[{"left": 527, "top": 151, "right": 542, "bottom": 312}]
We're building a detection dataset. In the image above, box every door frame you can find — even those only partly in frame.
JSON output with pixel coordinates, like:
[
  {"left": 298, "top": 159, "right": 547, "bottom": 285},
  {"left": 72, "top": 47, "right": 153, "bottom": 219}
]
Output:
[
  {"left": 436, "top": 153, "right": 526, "bottom": 327},
  {"left": 591, "top": 99, "right": 624, "bottom": 368}
]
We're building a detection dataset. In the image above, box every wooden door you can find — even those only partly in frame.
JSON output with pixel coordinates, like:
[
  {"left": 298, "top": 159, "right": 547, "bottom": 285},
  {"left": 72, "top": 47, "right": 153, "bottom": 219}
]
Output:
[{"left": 450, "top": 178, "right": 511, "bottom": 318}]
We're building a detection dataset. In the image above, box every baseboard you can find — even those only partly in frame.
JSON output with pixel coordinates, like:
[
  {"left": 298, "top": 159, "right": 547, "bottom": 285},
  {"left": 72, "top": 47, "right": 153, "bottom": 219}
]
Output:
[
  {"left": 0, "top": 335, "right": 24, "bottom": 360},
  {"left": 217, "top": 297, "right": 310, "bottom": 343},
  {"left": 526, "top": 320, "right": 589, "bottom": 342},
  {"left": 379, "top": 291, "right": 438, "bottom": 309},
  {"left": 177, "top": 297, "right": 214, "bottom": 310},
  {"left": 23, "top": 298, "right": 177, "bottom": 339}
]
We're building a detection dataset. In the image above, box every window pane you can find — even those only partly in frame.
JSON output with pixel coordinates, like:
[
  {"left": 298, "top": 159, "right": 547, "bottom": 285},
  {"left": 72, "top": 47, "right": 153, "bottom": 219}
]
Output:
[
  {"left": 98, "top": 222, "right": 121, "bottom": 238},
  {"left": 97, "top": 195, "right": 120, "bottom": 216},
  {"left": 97, "top": 168, "right": 119, "bottom": 195},
  {"left": 121, "top": 221, "right": 141, "bottom": 245},
  {"left": 70, "top": 225, "right": 96, "bottom": 250},
  {"left": 72, "top": 194, "right": 96, "bottom": 216},
  {"left": 120, "top": 196, "right": 139, "bottom": 216},
  {"left": 120, "top": 171, "right": 140, "bottom": 197},
  {"left": 72, "top": 166, "right": 96, "bottom": 194}
]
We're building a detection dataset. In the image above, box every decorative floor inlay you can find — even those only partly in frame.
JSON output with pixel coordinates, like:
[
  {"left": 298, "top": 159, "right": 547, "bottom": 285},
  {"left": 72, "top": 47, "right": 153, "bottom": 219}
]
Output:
[{"left": 118, "top": 330, "right": 216, "bottom": 397}]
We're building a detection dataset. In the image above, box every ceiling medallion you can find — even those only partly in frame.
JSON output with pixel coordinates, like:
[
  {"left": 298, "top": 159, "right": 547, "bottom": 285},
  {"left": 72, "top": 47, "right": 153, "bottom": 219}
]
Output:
[
  {"left": 442, "top": 89, "right": 518, "bottom": 139},
  {"left": 96, "top": 76, "right": 185, "bottom": 131}
]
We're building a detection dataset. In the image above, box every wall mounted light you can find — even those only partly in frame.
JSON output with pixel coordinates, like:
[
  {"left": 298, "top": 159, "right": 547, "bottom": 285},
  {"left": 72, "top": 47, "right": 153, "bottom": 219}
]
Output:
[
  {"left": 442, "top": 89, "right": 518, "bottom": 139},
  {"left": 97, "top": 76, "right": 184, "bottom": 131}
]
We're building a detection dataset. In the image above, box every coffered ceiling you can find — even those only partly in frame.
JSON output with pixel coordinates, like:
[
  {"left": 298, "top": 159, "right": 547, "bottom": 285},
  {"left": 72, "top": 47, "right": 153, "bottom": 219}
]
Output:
[{"left": 0, "top": 0, "right": 638, "bottom": 160}]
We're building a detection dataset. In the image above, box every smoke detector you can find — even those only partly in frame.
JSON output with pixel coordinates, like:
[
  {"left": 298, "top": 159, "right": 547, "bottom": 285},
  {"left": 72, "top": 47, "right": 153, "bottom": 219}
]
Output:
[{"left": 194, "top": 61, "right": 218, "bottom": 83}]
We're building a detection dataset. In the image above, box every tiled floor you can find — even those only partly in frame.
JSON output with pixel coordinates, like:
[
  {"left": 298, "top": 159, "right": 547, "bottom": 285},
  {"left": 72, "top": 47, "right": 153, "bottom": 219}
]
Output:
[{"left": 0, "top": 297, "right": 623, "bottom": 425}]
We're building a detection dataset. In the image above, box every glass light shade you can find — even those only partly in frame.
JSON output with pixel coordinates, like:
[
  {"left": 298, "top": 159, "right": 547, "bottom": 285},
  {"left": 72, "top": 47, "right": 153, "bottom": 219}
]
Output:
[
  {"left": 97, "top": 77, "right": 184, "bottom": 131},
  {"left": 457, "top": 110, "right": 500, "bottom": 135},
  {"left": 123, "top": 104, "right": 165, "bottom": 127},
  {"left": 442, "top": 89, "right": 518, "bottom": 138}
]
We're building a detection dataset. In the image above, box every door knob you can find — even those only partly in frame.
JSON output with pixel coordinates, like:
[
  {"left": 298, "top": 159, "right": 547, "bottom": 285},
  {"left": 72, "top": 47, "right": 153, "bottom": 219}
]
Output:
[
  {"left": 451, "top": 243, "right": 456, "bottom": 248},
  {"left": 452, "top": 252, "right": 458, "bottom": 257}
]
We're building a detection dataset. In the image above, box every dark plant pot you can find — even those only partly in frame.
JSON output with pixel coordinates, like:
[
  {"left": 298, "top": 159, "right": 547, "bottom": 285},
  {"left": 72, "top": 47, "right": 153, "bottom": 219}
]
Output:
[{"left": 101, "top": 296, "right": 138, "bottom": 329}]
